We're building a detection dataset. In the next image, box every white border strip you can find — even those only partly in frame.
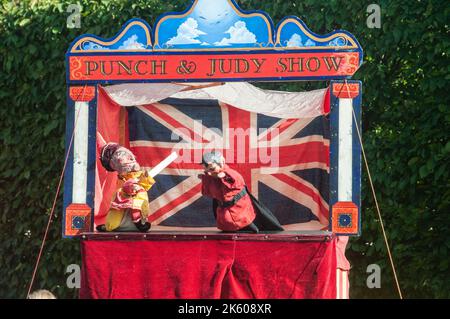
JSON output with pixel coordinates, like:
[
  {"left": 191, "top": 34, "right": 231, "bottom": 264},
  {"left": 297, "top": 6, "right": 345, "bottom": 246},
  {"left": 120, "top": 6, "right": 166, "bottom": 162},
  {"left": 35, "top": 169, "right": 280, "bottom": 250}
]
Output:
[
  {"left": 72, "top": 101, "right": 89, "bottom": 203},
  {"left": 338, "top": 98, "right": 353, "bottom": 201}
]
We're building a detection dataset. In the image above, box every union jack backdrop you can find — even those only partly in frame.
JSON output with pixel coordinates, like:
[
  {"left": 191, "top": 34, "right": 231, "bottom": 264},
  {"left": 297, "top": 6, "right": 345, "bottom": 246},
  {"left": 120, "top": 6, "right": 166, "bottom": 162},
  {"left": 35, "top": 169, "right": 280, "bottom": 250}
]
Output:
[{"left": 128, "top": 97, "right": 330, "bottom": 230}]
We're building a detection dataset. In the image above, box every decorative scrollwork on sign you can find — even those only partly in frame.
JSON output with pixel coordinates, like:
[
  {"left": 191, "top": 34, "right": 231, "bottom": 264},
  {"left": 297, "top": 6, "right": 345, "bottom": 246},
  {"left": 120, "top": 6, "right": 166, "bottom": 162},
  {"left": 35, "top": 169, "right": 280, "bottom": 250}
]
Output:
[
  {"left": 335, "top": 52, "right": 360, "bottom": 76},
  {"left": 345, "top": 52, "right": 359, "bottom": 74},
  {"left": 70, "top": 57, "right": 84, "bottom": 80}
]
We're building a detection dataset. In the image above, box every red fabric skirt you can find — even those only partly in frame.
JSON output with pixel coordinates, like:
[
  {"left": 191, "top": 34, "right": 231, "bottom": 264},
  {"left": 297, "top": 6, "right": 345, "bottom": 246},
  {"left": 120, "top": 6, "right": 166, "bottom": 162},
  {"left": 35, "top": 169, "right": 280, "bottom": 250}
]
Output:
[{"left": 80, "top": 235, "right": 337, "bottom": 299}]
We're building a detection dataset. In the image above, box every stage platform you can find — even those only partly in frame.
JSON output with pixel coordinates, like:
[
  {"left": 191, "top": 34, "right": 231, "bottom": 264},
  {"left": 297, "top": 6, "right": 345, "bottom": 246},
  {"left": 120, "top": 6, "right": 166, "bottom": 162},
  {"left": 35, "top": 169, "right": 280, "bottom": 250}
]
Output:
[{"left": 79, "top": 230, "right": 333, "bottom": 242}]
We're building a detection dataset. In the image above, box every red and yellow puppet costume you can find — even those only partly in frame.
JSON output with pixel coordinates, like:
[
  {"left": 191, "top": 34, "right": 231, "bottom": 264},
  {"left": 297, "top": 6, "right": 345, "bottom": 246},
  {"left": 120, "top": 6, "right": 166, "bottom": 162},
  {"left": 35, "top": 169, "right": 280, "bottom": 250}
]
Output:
[
  {"left": 98, "top": 142, "right": 155, "bottom": 232},
  {"left": 105, "top": 170, "right": 155, "bottom": 231}
]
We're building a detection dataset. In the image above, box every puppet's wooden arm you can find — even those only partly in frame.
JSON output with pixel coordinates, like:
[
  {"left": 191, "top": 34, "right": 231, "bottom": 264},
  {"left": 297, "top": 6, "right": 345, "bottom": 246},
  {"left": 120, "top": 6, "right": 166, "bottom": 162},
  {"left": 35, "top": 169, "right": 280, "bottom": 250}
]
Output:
[{"left": 147, "top": 151, "right": 178, "bottom": 178}]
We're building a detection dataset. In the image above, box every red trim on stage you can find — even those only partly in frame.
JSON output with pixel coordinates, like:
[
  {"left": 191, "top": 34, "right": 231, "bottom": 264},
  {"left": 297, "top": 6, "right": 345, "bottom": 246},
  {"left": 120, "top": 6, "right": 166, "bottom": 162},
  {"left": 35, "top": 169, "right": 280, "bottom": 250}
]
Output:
[{"left": 79, "top": 231, "right": 333, "bottom": 241}]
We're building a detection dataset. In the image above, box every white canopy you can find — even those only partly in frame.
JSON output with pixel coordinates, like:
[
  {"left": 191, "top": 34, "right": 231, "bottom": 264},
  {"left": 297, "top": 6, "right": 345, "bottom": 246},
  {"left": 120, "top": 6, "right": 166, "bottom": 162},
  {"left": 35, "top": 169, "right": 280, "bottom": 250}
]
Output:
[{"left": 102, "top": 82, "right": 328, "bottom": 119}]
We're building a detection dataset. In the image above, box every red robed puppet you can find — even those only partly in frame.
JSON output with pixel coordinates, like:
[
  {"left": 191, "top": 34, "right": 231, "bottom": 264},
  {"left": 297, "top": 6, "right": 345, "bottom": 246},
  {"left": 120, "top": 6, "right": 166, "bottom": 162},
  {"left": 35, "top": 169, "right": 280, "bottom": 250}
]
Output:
[{"left": 199, "top": 151, "right": 284, "bottom": 233}]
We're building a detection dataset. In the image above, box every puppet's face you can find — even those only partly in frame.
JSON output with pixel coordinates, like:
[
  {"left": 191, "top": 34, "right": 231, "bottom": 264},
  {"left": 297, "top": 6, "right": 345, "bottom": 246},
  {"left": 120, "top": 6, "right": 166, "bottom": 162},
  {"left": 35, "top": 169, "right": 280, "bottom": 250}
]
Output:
[
  {"left": 110, "top": 147, "right": 141, "bottom": 174},
  {"left": 203, "top": 162, "right": 223, "bottom": 177}
]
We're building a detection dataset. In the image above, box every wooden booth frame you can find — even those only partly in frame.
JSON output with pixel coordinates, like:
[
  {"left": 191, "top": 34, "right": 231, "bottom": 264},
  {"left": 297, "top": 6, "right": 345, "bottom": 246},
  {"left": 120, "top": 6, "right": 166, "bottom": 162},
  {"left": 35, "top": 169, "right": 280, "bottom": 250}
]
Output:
[{"left": 64, "top": 0, "right": 362, "bottom": 238}]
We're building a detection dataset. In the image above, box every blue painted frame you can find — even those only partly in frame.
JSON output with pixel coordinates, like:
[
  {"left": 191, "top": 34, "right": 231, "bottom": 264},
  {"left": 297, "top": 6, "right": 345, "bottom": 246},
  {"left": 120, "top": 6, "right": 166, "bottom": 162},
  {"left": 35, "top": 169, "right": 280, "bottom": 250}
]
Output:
[
  {"left": 329, "top": 80, "right": 362, "bottom": 236},
  {"left": 62, "top": 90, "right": 75, "bottom": 238},
  {"left": 62, "top": 86, "right": 98, "bottom": 238}
]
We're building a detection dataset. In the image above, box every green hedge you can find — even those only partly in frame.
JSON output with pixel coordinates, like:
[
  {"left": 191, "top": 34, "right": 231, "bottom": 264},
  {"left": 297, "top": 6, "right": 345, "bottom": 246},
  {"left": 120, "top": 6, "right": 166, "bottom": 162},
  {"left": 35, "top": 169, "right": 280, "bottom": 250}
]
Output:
[{"left": 0, "top": 0, "right": 448, "bottom": 298}]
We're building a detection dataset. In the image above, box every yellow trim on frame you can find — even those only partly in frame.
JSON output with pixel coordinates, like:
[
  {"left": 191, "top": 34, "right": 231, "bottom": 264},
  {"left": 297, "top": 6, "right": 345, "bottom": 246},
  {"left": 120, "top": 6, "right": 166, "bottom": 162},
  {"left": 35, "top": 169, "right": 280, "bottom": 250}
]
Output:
[
  {"left": 70, "top": 21, "right": 152, "bottom": 53},
  {"left": 275, "top": 19, "right": 358, "bottom": 49}
]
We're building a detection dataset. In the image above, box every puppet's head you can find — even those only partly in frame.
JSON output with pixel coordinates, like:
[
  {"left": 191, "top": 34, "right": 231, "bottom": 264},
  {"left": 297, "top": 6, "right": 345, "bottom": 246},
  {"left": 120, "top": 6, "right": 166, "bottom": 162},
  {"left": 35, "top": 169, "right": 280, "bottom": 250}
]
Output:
[
  {"left": 202, "top": 150, "right": 224, "bottom": 166},
  {"left": 100, "top": 143, "right": 141, "bottom": 174},
  {"left": 201, "top": 150, "right": 225, "bottom": 175}
]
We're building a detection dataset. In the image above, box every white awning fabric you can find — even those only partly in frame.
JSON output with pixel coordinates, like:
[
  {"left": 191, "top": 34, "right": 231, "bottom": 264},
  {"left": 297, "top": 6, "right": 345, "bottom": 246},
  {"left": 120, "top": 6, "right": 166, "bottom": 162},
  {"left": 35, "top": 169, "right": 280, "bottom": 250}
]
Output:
[{"left": 102, "top": 82, "right": 328, "bottom": 119}]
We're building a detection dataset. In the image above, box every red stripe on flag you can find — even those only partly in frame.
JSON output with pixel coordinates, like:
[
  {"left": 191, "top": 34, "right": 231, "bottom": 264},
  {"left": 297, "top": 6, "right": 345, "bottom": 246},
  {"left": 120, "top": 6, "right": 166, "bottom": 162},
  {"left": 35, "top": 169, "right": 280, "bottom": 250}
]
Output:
[
  {"left": 132, "top": 142, "right": 329, "bottom": 169},
  {"left": 148, "top": 183, "right": 202, "bottom": 223},
  {"left": 272, "top": 173, "right": 329, "bottom": 222},
  {"left": 277, "top": 143, "right": 329, "bottom": 167}
]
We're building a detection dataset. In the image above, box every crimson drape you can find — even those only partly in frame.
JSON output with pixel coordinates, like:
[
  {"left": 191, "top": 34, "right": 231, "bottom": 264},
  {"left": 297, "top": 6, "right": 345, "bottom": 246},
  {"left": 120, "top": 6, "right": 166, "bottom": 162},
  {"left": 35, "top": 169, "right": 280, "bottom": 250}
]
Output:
[{"left": 80, "top": 237, "right": 337, "bottom": 299}]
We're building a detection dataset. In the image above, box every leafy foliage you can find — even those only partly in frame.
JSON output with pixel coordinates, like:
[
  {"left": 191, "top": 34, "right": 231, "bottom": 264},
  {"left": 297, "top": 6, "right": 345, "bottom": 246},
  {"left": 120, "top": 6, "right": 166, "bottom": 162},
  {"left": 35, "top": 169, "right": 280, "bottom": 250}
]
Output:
[{"left": 0, "top": 0, "right": 448, "bottom": 298}]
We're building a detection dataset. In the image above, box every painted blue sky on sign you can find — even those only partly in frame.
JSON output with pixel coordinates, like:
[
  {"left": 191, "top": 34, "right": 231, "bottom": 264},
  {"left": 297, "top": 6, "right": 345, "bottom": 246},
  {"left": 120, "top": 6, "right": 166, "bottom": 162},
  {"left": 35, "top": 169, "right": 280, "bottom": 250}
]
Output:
[
  {"left": 69, "top": 0, "right": 361, "bottom": 53},
  {"left": 156, "top": 0, "right": 272, "bottom": 49},
  {"left": 277, "top": 19, "right": 351, "bottom": 48},
  {"left": 77, "top": 22, "right": 151, "bottom": 51}
]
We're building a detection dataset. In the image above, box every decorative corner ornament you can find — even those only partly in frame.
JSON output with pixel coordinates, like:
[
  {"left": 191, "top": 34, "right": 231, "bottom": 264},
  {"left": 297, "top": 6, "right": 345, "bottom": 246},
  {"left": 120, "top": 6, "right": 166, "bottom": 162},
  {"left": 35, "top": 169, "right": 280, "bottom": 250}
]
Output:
[
  {"left": 65, "top": 203, "right": 92, "bottom": 236},
  {"left": 331, "top": 83, "right": 360, "bottom": 98},
  {"left": 69, "top": 86, "right": 96, "bottom": 101},
  {"left": 332, "top": 201, "right": 359, "bottom": 235}
]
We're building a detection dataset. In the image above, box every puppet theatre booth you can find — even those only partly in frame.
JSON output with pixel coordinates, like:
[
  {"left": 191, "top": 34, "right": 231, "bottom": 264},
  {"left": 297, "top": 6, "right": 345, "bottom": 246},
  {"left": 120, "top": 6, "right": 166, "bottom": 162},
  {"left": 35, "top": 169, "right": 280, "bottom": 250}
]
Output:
[{"left": 64, "top": 0, "right": 362, "bottom": 299}]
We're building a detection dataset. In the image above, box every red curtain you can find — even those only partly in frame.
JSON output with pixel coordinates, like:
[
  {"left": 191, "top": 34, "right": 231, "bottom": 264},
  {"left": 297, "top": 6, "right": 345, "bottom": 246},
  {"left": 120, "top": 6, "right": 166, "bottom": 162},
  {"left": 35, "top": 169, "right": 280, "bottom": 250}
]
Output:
[
  {"left": 94, "top": 87, "right": 129, "bottom": 226},
  {"left": 80, "top": 237, "right": 337, "bottom": 299}
]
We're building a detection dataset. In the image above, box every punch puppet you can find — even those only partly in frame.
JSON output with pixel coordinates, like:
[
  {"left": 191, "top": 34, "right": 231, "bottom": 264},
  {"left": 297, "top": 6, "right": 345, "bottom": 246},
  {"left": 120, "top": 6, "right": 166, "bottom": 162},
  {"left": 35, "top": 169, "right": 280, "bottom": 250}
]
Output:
[{"left": 96, "top": 133, "right": 178, "bottom": 232}]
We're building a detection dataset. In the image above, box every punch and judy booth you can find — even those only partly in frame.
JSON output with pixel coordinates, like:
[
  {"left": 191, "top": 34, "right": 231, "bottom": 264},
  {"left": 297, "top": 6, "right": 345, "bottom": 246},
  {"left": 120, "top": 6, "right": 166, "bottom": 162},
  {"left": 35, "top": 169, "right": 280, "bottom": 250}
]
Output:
[{"left": 64, "top": 0, "right": 363, "bottom": 299}]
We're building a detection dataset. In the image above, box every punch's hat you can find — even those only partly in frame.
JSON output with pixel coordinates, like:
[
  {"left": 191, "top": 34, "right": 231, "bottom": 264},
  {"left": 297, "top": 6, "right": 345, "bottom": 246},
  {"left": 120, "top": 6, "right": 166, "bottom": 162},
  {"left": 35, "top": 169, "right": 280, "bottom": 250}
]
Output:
[
  {"left": 97, "top": 132, "right": 120, "bottom": 172},
  {"left": 100, "top": 143, "right": 120, "bottom": 172}
]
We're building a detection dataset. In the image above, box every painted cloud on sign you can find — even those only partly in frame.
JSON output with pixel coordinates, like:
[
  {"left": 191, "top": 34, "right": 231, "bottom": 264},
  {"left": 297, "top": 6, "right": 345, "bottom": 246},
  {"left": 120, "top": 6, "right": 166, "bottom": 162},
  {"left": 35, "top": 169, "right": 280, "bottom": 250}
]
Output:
[
  {"left": 305, "top": 39, "right": 315, "bottom": 46},
  {"left": 156, "top": 0, "right": 272, "bottom": 49},
  {"left": 286, "top": 33, "right": 316, "bottom": 47},
  {"left": 83, "top": 42, "right": 109, "bottom": 50},
  {"left": 214, "top": 21, "right": 257, "bottom": 46},
  {"left": 286, "top": 33, "right": 302, "bottom": 47},
  {"left": 118, "top": 35, "right": 146, "bottom": 49},
  {"left": 166, "top": 18, "right": 207, "bottom": 45}
]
